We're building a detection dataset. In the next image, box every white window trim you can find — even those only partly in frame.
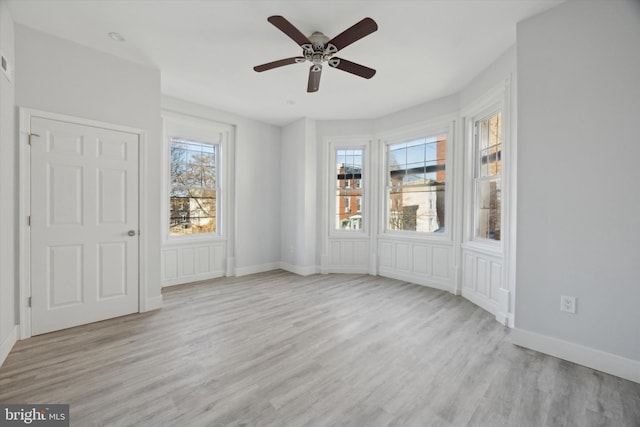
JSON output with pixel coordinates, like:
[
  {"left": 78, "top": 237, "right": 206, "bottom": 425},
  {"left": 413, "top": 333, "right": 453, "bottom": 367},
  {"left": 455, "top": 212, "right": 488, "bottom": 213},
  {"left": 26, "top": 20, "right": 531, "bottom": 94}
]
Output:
[
  {"left": 461, "top": 81, "right": 511, "bottom": 253},
  {"left": 380, "top": 118, "right": 455, "bottom": 241},
  {"left": 161, "top": 112, "right": 233, "bottom": 244},
  {"left": 329, "top": 141, "right": 369, "bottom": 236}
]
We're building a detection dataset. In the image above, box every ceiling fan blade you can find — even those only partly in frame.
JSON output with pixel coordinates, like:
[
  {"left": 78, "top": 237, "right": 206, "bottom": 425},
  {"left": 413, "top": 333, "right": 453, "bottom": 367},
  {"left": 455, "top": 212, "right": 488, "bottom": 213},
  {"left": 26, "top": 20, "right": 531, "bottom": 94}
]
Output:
[
  {"left": 329, "top": 57, "right": 376, "bottom": 79},
  {"left": 268, "top": 15, "right": 312, "bottom": 48},
  {"left": 326, "top": 17, "right": 377, "bottom": 53},
  {"left": 307, "top": 65, "right": 322, "bottom": 93},
  {"left": 254, "top": 57, "right": 305, "bottom": 72}
]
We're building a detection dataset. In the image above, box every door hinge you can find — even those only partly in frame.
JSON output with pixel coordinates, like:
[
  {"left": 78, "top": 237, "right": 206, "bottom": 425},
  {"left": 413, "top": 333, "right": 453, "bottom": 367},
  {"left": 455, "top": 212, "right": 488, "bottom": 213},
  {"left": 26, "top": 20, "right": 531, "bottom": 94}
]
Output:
[
  {"left": 28, "top": 297, "right": 31, "bottom": 307},
  {"left": 28, "top": 215, "right": 31, "bottom": 226},
  {"left": 28, "top": 133, "right": 40, "bottom": 145}
]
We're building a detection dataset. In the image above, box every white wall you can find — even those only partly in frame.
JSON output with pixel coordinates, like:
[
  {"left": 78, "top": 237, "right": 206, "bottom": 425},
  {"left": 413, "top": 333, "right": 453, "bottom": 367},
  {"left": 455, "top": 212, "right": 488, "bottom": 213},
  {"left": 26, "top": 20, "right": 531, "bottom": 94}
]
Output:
[
  {"left": 514, "top": 0, "right": 640, "bottom": 379},
  {"left": 0, "top": 0, "right": 17, "bottom": 366},
  {"left": 280, "top": 118, "right": 317, "bottom": 275},
  {"left": 161, "top": 96, "right": 282, "bottom": 277},
  {"left": 373, "top": 94, "right": 459, "bottom": 134},
  {"left": 15, "top": 25, "right": 163, "bottom": 308},
  {"left": 460, "top": 46, "right": 516, "bottom": 107}
]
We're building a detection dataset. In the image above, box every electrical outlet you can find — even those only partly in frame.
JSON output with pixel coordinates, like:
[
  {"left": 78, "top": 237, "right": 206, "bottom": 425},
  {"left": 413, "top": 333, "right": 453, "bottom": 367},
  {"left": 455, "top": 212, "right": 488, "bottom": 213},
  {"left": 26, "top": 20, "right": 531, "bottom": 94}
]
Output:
[
  {"left": 560, "top": 295, "right": 576, "bottom": 314},
  {"left": 1, "top": 52, "right": 13, "bottom": 83}
]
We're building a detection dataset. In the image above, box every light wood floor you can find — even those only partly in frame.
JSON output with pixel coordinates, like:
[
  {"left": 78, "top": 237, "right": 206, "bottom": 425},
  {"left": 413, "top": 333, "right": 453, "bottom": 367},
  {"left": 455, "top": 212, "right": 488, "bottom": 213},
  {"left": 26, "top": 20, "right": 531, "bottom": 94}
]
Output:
[{"left": 1, "top": 271, "right": 639, "bottom": 426}]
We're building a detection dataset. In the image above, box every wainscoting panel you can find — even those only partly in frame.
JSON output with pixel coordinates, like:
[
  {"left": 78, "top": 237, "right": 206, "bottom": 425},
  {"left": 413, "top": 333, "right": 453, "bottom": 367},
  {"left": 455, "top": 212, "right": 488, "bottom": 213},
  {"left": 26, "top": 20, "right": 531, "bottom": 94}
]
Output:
[
  {"left": 461, "top": 247, "right": 504, "bottom": 316},
  {"left": 162, "top": 240, "right": 226, "bottom": 287},
  {"left": 325, "top": 238, "right": 370, "bottom": 274},
  {"left": 378, "top": 238, "right": 453, "bottom": 291}
]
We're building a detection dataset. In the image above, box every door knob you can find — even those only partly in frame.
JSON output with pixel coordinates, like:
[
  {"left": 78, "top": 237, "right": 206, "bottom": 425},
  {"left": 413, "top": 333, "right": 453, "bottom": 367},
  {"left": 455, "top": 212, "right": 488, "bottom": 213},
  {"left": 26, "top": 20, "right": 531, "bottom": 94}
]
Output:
[{"left": 128, "top": 230, "right": 137, "bottom": 237}]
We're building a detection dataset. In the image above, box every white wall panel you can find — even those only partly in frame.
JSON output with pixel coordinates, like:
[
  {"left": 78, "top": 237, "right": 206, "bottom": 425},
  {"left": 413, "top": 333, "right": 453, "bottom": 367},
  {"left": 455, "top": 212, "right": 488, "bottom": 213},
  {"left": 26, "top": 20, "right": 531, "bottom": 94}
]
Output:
[
  {"left": 432, "top": 247, "right": 450, "bottom": 280},
  {"left": 212, "top": 244, "right": 225, "bottom": 272},
  {"left": 477, "top": 258, "right": 488, "bottom": 297},
  {"left": 324, "top": 238, "right": 370, "bottom": 274},
  {"left": 378, "top": 238, "right": 453, "bottom": 291},
  {"left": 463, "top": 253, "right": 474, "bottom": 290},
  {"left": 412, "top": 245, "right": 429, "bottom": 274},
  {"left": 182, "top": 248, "right": 195, "bottom": 277},
  {"left": 161, "top": 241, "right": 226, "bottom": 286},
  {"left": 461, "top": 248, "right": 503, "bottom": 317},
  {"left": 197, "top": 246, "right": 210, "bottom": 274},
  {"left": 490, "top": 261, "right": 502, "bottom": 301},
  {"left": 354, "top": 241, "right": 369, "bottom": 266},
  {"left": 378, "top": 241, "right": 392, "bottom": 269},
  {"left": 395, "top": 243, "right": 410, "bottom": 271},
  {"left": 163, "top": 249, "right": 178, "bottom": 281}
]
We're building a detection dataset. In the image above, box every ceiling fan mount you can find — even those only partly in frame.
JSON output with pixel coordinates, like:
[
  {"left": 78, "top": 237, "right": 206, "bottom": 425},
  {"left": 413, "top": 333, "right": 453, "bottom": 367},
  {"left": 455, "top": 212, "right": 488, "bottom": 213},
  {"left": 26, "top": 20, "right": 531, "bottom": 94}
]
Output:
[{"left": 254, "top": 16, "right": 378, "bottom": 93}]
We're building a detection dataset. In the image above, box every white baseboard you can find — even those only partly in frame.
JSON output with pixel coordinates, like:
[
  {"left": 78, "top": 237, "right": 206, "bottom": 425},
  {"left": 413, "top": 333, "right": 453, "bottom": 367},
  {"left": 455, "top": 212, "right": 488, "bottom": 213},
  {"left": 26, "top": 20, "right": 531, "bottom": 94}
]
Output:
[
  {"left": 0, "top": 325, "right": 18, "bottom": 368},
  {"left": 143, "top": 295, "right": 163, "bottom": 312},
  {"left": 322, "top": 265, "right": 370, "bottom": 275},
  {"left": 278, "top": 262, "right": 318, "bottom": 276},
  {"left": 512, "top": 328, "right": 640, "bottom": 384},
  {"left": 495, "top": 312, "right": 514, "bottom": 328},
  {"left": 235, "top": 262, "right": 281, "bottom": 277}
]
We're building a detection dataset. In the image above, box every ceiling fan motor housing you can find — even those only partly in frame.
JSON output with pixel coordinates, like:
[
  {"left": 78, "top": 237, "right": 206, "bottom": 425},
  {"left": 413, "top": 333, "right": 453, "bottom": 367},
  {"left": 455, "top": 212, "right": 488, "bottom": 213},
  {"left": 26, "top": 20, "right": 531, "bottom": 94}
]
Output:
[{"left": 302, "top": 31, "right": 337, "bottom": 70}]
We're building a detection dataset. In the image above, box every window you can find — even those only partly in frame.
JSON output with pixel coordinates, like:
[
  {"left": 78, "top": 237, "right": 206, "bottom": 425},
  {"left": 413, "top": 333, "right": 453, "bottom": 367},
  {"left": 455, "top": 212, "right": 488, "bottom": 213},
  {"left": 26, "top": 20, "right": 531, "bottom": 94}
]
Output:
[
  {"left": 387, "top": 134, "right": 447, "bottom": 233},
  {"left": 474, "top": 112, "right": 502, "bottom": 241},
  {"left": 336, "top": 148, "right": 364, "bottom": 230},
  {"left": 169, "top": 137, "right": 218, "bottom": 236}
]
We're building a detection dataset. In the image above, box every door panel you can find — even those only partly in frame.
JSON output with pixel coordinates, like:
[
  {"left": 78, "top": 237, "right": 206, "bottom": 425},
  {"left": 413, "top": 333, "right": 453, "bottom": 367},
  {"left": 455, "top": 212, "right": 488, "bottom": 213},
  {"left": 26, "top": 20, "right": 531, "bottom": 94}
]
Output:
[{"left": 31, "top": 117, "right": 139, "bottom": 335}]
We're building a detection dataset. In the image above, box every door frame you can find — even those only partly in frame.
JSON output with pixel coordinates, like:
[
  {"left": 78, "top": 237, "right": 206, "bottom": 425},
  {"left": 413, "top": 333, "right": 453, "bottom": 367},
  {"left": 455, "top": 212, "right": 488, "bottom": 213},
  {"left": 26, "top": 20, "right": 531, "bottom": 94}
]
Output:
[{"left": 18, "top": 108, "right": 148, "bottom": 339}]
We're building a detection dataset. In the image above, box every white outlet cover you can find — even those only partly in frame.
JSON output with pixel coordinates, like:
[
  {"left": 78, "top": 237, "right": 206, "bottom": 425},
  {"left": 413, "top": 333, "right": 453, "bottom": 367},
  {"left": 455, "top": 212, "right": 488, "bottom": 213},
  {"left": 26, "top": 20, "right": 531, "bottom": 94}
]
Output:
[
  {"left": 0, "top": 52, "right": 13, "bottom": 83},
  {"left": 560, "top": 295, "right": 576, "bottom": 314}
]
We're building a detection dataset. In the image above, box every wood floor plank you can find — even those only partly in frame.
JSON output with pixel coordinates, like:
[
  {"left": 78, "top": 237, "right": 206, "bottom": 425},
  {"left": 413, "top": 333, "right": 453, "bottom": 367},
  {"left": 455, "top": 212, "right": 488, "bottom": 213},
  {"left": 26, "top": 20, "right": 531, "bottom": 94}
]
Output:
[{"left": 1, "top": 270, "right": 638, "bottom": 427}]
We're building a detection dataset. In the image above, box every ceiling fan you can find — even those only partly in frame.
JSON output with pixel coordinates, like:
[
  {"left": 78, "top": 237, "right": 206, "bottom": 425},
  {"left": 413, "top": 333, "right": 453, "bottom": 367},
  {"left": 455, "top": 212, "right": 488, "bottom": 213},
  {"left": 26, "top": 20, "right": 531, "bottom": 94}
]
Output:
[{"left": 254, "top": 16, "right": 378, "bottom": 93}]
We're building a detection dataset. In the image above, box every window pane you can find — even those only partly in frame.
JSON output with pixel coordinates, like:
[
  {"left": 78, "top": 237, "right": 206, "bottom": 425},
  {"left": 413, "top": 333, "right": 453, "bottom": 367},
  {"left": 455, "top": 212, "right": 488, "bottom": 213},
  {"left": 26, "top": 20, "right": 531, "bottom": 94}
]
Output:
[
  {"left": 476, "top": 179, "right": 501, "bottom": 241},
  {"left": 387, "top": 135, "right": 446, "bottom": 233},
  {"left": 336, "top": 189, "right": 363, "bottom": 230},
  {"left": 478, "top": 112, "right": 501, "bottom": 178},
  {"left": 169, "top": 137, "right": 217, "bottom": 236},
  {"left": 388, "top": 184, "right": 444, "bottom": 232},
  {"left": 335, "top": 147, "right": 364, "bottom": 231},
  {"left": 475, "top": 111, "right": 502, "bottom": 241}
]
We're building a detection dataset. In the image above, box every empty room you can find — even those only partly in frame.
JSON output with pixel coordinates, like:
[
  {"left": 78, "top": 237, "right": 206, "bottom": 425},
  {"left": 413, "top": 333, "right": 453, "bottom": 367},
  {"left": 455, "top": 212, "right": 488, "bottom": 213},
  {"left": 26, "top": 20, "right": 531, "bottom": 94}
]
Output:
[{"left": 0, "top": 0, "right": 639, "bottom": 425}]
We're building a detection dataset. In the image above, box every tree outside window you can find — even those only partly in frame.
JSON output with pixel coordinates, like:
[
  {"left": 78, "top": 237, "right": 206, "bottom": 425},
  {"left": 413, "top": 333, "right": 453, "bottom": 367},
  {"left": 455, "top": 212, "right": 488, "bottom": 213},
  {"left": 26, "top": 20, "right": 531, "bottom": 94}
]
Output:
[{"left": 169, "top": 137, "right": 218, "bottom": 236}]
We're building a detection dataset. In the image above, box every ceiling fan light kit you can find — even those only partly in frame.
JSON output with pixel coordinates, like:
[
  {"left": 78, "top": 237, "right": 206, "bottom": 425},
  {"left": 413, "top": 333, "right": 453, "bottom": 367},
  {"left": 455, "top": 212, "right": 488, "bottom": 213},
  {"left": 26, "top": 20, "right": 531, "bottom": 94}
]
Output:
[{"left": 254, "top": 15, "right": 378, "bottom": 93}]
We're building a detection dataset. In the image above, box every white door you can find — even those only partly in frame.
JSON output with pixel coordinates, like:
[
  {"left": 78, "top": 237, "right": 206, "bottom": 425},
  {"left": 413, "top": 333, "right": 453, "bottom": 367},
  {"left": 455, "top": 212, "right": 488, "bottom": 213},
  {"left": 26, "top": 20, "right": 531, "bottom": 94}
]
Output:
[{"left": 30, "top": 117, "right": 139, "bottom": 335}]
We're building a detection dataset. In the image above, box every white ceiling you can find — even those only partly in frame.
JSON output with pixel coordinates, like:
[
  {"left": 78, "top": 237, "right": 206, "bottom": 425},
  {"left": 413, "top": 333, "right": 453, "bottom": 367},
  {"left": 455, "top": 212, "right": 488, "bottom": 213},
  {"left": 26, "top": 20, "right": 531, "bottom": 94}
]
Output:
[{"left": 7, "top": 0, "right": 562, "bottom": 126}]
